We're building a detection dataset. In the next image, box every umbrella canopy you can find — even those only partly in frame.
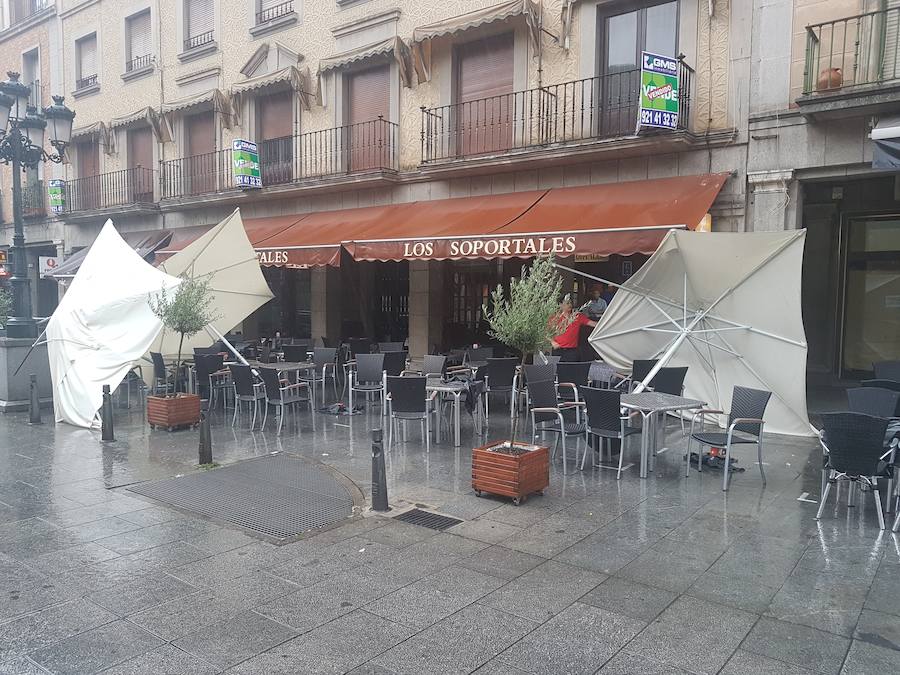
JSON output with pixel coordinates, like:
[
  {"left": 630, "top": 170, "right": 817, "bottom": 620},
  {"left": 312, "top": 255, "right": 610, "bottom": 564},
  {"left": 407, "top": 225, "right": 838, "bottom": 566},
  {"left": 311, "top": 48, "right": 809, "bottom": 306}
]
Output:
[
  {"left": 149, "top": 208, "right": 274, "bottom": 361},
  {"left": 46, "top": 220, "right": 182, "bottom": 428},
  {"left": 589, "top": 230, "right": 812, "bottom": 436}
]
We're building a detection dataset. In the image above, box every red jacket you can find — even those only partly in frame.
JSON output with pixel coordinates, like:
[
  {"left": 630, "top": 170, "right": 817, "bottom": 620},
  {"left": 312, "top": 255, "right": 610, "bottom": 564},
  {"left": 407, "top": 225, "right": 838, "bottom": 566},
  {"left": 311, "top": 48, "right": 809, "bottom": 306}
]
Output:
[{"left": 554, "top": 312, "right": 590, "bottom": 349}]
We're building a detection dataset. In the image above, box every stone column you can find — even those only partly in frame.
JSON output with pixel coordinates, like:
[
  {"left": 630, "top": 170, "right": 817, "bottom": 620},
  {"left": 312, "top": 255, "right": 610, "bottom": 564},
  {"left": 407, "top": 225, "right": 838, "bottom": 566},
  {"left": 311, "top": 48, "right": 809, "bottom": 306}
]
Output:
[
  {"left": 747, "top": 169, "right": 797, "bottom": 232},
  {"left": 407, "top": 260, "right": 445, "bottom": 360},
  {"left": 311, "top": 266, "right": 342, "bottom": 344}
]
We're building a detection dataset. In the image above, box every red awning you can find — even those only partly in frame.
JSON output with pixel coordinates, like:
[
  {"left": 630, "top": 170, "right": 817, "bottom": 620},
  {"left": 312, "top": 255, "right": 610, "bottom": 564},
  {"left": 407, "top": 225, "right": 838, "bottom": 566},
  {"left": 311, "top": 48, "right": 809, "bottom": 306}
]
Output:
[{"left": 346, "top": 173, "right": 730, "bottom": 262}]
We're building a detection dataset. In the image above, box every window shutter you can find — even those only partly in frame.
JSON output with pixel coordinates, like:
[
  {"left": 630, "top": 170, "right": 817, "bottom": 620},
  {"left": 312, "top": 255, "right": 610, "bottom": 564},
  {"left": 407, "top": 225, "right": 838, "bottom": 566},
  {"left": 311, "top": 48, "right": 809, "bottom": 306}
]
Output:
[
  {"left": 128, "top": 11, "right": 152, "bottom": 61},
  {"left": 259, "top": 91, "right": 293, "bottom": 140},
  {"left": 186, "top": 0, "right": 214, "bottom": 39},
  {"left": 79, "top": 35, "right": 97, "bottom": 78},
  {"left": 457, "top": 34, "right": 514, "bottom": 103},
  {"left": 347, "top": 65, "right": 391, "bottom": 125}
]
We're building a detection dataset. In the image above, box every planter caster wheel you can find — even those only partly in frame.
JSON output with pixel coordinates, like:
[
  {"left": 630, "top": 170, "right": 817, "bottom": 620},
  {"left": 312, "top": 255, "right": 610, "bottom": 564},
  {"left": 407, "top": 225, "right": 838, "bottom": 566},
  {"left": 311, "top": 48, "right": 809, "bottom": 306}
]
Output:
[
  {"left": 536, "top": 490, "right": 544, "bottom": 497},
  {"left": 512, "top": 497, "right": 522, "bottom": 506},
  {"left": 474, "top": 490, "right": 483, "bottom": 497}
]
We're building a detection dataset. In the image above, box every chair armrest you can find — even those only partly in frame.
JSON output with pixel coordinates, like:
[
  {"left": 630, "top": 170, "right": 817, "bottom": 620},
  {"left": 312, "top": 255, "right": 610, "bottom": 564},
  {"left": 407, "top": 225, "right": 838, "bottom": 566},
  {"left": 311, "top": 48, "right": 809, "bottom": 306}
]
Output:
[
  {"left": 729, "top": 417, "right": 765, "bottom": 427},
  {"left": 696, "top": 409, "right": 725, "bottom": 416},
  {"left": 427, "top": 390, "right": 438, "bottom": 402},
  {"left": 531, "top": 407, "right": 562, "bottom": 414},
  {"left": 560, "top": 401, "right": 585, "bottom": 408},
  {"left": 401, "top": 369, "right": 421, "bottom": 376},
  {"left": 446, "top": 365, "right": 470, "bottom": 373},
  {"left": 281, "top": 382, "right": 304, "bottom": 393},
  {"left": 557, "top": 382, "right": 578, "bottom": 392}
]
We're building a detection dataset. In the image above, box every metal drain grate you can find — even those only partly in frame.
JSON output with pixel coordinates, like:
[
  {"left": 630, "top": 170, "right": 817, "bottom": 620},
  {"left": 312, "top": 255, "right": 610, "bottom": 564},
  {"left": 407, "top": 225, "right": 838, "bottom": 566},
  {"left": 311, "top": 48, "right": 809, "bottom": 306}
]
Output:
[
  {"left": 393, "top": 508, "right": 463, "bottom": 531},
  {"left": 126, "top": 454, "right": 359, "bottom": 543}
]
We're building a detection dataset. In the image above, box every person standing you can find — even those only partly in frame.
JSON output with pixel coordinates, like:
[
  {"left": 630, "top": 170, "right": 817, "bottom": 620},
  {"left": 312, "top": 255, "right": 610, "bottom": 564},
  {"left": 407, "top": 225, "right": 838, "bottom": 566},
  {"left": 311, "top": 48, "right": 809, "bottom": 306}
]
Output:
[
  {"left": 550, "top": 298, "right": 596, "bottom": 362},
  {"left": 580, "top": 285, "right": 608, "bottom": 320}
]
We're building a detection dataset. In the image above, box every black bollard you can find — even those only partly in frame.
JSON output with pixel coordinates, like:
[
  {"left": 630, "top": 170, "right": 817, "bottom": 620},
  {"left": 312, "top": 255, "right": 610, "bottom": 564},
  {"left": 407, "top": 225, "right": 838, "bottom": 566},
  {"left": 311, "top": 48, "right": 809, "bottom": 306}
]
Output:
[
  {"left": 198, "top": 399, "right": 212, "bottom": 465},
  {"left": 28, "top": 374, "right": 41, "bottom": 425},
  {"left": 371, "top": 428, "right": 389, "bottom": 511},
  {"left": 101, "top": 385, "right": 115, "bottom": 441}
]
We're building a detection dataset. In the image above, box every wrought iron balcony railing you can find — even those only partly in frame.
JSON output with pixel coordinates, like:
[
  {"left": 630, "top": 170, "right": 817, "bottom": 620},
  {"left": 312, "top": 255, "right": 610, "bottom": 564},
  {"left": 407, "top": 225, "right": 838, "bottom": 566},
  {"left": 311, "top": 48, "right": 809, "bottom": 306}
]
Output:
[
  {"left": 64, "top": 167, "right": 156, "bottom": 213},
  {"left": 75, "top": 74, "right": 98, "bottom": 90},
  {"left": 184, "top": 30, "right": 214, "bottom": 52},
  {"left": 9, "top": 0, "right": 51, "bottom": 25},
  {"left": 161, "top": 118, "right": 398, "bottom": 199},
  {"left": 803, "top": 7, "right": 900, "bottom": 95},
  {"left": 126, "top": 54, "right": 153, "bottom": 72},
  {"left": 257, "top": 0, "right": 293, "bottom": 25},
  {"left": 421, "top": 63, "right": 693, "bottom": 163}
]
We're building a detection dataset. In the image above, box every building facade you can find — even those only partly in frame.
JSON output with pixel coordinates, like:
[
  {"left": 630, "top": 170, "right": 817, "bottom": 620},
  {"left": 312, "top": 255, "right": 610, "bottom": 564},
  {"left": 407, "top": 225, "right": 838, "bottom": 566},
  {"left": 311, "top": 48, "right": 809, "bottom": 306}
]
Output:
[{"left": 0, "top": 0, "right": 897, "bottom": 380}]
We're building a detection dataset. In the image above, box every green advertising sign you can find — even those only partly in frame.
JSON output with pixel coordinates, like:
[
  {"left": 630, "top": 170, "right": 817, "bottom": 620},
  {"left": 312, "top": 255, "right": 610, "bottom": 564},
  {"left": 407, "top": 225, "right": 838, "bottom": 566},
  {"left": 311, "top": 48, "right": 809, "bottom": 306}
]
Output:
[
  {"left": 232, "top": 139, "right": 262, "bottom": 188},
  {"left": 48, "top": 179, "right": 65, "bottom": 213},
  {"left": 638, "top": 51, "right": 679, "bottom": 130}
]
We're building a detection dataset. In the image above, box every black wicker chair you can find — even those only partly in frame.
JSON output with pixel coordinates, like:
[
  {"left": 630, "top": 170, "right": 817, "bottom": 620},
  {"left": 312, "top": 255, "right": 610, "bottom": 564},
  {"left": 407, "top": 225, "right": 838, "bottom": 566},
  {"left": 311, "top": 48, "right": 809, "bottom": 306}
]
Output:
[
  {"left": 229, "top": 364, "right": 265, "bottom": 429},
  {"left": 581, "top": 386, "right": 640, "bottom": 478},
  {"left": 628, "top": 358, "right": 660, "bottom": 391},
  {"left": 817, "top": 412, "right": 891, "bottom": 530},
  {"left": 298, "top": 347, "right": 338, "bottom": 406},
  {"left": 652, "top": 366, "right": 690, "bottom": 433},
  {"left": 349, "top": 353, "right": 385, "bottom": 411},
  {"left": 527, "top": 378, "right": 586, "bottom": 474},
  {"left": 874, "top": 361, "right": 900, "bottom": 381},
  {"left": 847, "top": 387, "right": 900, "bottom": 418},
  {"left": 485, "top": 357, "right": 519, "bottom": 421},
  {"left": 281, "top": 344, "right": 309, "bottom": 363},
  {"left": 862, "top": 379, "right": 900, "bottom": 393},
  {"left": 259, "top": 367, "right": 311, "bottom": 433},
  {"left": 686, "top": 385, "right": 772, "bottom": 491},
  {"left": 557, "top": 361, "right": 593, "bottom": 405},
  {"left": 382, "top": 351, "right": 408, "bottom": 377},
  {"left": 386, "top": 376, "right": 436, "bottom": 450}
]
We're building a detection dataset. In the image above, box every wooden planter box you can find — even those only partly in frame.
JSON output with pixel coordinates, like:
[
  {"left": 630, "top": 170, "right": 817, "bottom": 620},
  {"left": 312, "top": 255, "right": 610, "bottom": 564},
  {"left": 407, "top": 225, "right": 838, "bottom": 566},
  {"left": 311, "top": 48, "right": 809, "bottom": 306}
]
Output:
[
  {"left": 147, "top": 393, "right": 201, "bottom": 431},
  {"left": 472, "top": 440, "right": 549, "bottom": 505}
]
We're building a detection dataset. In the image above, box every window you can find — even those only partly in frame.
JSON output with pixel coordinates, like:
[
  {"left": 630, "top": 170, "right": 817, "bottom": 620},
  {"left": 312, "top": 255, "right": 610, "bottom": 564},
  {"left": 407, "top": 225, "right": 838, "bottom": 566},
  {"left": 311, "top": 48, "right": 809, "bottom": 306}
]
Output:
[
  {"left": 126, "top": 10, "right": 152, "bottom": 72},
  {"left": 73, "top": 138, "right": 100, "bottom": 210},
  {"left": 598, "top": 0, "right": 677, "bottom": 136},
  {"left": 184, "top": 0, "right": 215, "bottom": 51},
  {"left": 257, "top": 91, "right": 294, "bottom": 185},
  {"left": 257, "top": 0, "right": 294, "bottom": 25},
  {"left": 22, "top": 48, "right": 40, "bottom": 108},
  {"left": 345, "top": 65, "right": 391, "bottom": 171},
  {"left": 127, "top": 126, "right": 155, "bottom": 202},
  {"left": 454, "top": 33, "right": 515, "bottom": 156},
  {"left": 183, "top": 111, "right": 216, "bottom": 194},
  {"left": 76, "top": 34, "right": 98, "bottom": 90}
]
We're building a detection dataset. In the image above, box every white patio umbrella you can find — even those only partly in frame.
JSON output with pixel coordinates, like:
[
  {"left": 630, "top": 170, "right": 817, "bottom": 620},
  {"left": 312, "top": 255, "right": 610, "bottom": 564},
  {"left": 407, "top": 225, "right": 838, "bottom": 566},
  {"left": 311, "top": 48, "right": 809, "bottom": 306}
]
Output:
[
  {"left": 147, "top": 208, "right": 274, "bottom": 365},
  {"left": 46, "top": 220, "right": 183, "bottom": 428},
  {"left": 587, "top": 229, "right": 813, "bottom": 437}
]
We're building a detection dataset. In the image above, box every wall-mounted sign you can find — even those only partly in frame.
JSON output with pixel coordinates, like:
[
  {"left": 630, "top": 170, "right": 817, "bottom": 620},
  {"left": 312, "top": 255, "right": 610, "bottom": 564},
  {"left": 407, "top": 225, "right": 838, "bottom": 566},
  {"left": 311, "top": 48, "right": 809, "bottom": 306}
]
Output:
[
  {"left": 622, "top": 260, "right": 634, "bottom": 278},
  {"left": 39, "top": 256, "right": 59, "bottom": 278},
  {"left": 638, "top": 51, "right": 679, "bottom": 131},
  {"left": 401, "top": 236, "right": 577, "bottom": 260},
  {"left": 232, "top": 139, "right": 261, "bottom": 188},
  {"left": 48, "top": 179, "right": 66, "bottom": 214}
]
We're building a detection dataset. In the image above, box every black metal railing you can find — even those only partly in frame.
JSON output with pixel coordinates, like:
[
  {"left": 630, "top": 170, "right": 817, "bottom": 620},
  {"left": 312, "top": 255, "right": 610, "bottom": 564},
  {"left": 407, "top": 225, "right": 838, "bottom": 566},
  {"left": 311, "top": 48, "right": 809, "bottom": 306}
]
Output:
[
  {"left": 160, "top": 148, "right": 233, "bottom": 199},
  {"left": 126, "top": 54, "right": 153, "bottom": 72},
  {"left": 22, "top": 180, "right": 44, "bottom": 219},
  {"left": 421, "top": 64, "right": 693, "bottom": 162},
  {"left": 184, "top": 30, "right": 215, "bottom": 51},
  {"left": 803, "top": 7, "right": 900, "bottom": 95},
  {"left": 27, "top": 79, "right": 41, "bottom": 108},
  {"left": 76, "top": 74, "right": 98, "bottom": 90},
  {"left": 10, "top": 0, "right": 50, "bottom": 25},
  {"left": 161, "top": 118, "right": 398, "bottom": 199},
  {"left": 64, "top": 167, "right": 156, "bottom": 213},
  {"left": 256, "top": 0, "right": 293, "bottom": 25}
]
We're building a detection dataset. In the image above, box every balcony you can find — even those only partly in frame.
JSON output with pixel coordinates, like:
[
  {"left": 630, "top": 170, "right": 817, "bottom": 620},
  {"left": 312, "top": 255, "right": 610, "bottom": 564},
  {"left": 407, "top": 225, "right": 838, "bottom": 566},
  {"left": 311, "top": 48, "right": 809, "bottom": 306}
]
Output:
[
  {"left": 22, "top": 180, "right": 44, "bottom": 219},
  {"left": 161, "top": 118, "right": 398, "bottom": 201},
  {"left": 799, "top": 7, "right": 900, "bottom": 117},
  {"left": 184, "top": 30, "right": 215, "bottom": 52},
  {"left": 9, "top": 0, "right": 52, "bottom": 26},
  {"left": 126, "top": 54, "right": 153, "bottom": 73},
  {"left": 256, "top": 0, "right": 293, "bottom": 25},
  {"left": 64, "top": 167, "right": 156, "bottom": 216},
  {"left": 27, "top": 79, "right": 41, "bottom": 109},
  {"left": 421, "top": 64, "right": 693, "bottom": 165}
]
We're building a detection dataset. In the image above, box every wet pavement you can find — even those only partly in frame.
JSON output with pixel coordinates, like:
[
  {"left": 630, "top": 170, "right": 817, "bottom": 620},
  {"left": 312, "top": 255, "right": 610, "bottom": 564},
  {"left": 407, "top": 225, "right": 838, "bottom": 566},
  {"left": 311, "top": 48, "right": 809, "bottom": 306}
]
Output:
[{"left": 0, "top": 395, "right": 898, "bottom": 674}]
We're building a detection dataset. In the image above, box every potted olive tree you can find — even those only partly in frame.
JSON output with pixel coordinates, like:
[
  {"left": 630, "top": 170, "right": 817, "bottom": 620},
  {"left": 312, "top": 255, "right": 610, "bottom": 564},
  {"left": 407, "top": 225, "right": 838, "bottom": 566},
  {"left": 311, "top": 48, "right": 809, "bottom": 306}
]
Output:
[
  {"left": 473, "top": 257, "right": 562, "bottom": 504},
  {"left": 146, "top": 277, "right": 216, "bottom": 431}
]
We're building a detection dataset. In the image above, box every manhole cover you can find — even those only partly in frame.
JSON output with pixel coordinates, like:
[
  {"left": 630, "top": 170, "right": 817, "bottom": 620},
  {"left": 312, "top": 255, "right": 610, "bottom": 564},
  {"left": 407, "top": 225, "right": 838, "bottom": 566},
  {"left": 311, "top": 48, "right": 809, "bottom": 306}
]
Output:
[
  {"left": 126, "top": 454, "right": 361, "bottom": 543},
  {"left": 393, "top": 508, "right": 463, "bottom": 531}
]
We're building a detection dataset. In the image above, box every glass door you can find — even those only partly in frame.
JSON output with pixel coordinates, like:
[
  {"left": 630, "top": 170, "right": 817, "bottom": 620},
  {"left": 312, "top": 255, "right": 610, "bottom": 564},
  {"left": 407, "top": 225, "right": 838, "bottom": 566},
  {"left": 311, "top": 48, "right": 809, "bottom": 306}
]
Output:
[
  {"left": 840, "top": 216, "right": 900, "bottom": 375},
  {"left": 598, "top": 1, "right": 678, "bottom": 137}
]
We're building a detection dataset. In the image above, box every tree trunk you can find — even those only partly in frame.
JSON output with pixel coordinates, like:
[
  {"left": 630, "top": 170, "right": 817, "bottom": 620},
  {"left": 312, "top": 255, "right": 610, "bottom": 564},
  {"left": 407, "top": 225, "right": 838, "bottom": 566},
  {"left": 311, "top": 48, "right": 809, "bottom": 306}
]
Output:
[
  {"left": 175, "top": 333, "right": 184, "bottom": 394},
  {"left": 509, "top": 352, "right": 528, "bottom": 446}
]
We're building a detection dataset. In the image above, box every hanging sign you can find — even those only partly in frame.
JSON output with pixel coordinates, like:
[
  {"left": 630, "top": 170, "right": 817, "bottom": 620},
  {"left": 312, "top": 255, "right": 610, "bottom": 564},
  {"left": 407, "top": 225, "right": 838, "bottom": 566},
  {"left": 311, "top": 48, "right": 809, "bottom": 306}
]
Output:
[
  {"left": 232, "top": 139, "right": 262, "bottom": 188},
  {"left": 39, "top": 256, "right": 59, "bottom": 278},
  {"left": 48, "top": 179, "right": 66, "bottom": 213},
  {"left": 638, "top": 51, "right": 679, "bottom": 131}
]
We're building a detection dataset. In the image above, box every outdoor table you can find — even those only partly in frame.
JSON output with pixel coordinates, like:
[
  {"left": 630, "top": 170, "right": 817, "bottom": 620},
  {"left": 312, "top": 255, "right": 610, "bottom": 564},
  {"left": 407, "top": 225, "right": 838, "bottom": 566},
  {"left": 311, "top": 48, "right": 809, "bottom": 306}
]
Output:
[
  {"left": 620, "top": 392, "right": 705, "bottom": 478},
  {"left": 426, "top": 378, "right": 468, "bottom": 447}
]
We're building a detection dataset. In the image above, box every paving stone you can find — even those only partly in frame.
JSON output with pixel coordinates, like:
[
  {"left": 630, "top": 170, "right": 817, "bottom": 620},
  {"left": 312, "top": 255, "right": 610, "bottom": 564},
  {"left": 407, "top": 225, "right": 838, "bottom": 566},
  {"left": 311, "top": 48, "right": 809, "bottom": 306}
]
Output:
[
  {"left": 364, "top": 520, "right": 441, "bottom": 548},
  {"left": 480, "top": 560, "right": 605, "bottom": 622},
  {"left": 497, "top": 603, "right": 644, "bottom": 674},
  {"left": 863, "top": 563, "right": 900, "bottom": 617},
  {"left": 457, "top": 545, "right": 547, "bottom": 581},
  {"left": 446, "top": 519, "right": 521, "bottom": 545},
  {"left": 230, "top": 609, "right": 414, "bottom": 675},
  {"left": 766, "top": 567, "right": 869, "bottom": 636},
  {"left": 0, "top": 656, "right": 49, "bottom": 674},
  {"left": 267, "top": 536, "right": 396, "bottom": 587},
  {"left": 169, "top": 542, "right": 294, "bottom": 586},
  {"left": 597, "top": 650, "right": 695, "bottom": 674},
  {"left": 86, "top": 571, "right": 197, "bottom": 616},
  {"left": 625, "top": 596, "right": 757, "bottom": 674},
  {"left": 580, "top": 577, "right": 677, "bottom": 622},
  {"left": 742, "top": 617, "right": 851, "bottom": 675},
  {"left": 94, "top": 520, "right": 213, "bottom": 556},
  {"left": 29, "top": 619, "right": 163, "bottom": 674},
  {"left": 365, "top": 565, "right": 505, "bottom": 629},
  {"left": 502, "top": 511, "right": 600, "bottom": 558},
  {"left": 840, "top": 639, "right": 900, "bottom": 674},
  {"left": 63, "top": 516, "right": 143, "bottom": 542},
  {"left": 99, "top": 644, "right": 219, "bottom": 674},
  {"left": 854, "top": 608, "right": 900, "bottom": 652},
  {"left": 125, "top": 590, "right": 246, "bottom": 641},
  {"left": 720, "top": 650, "right": 817, "bottom": 675},
  {"left": 0, "top": 572, "right": 78, "bottom": 623},
  {"left": 0, "top": 599, "right": 117, "bottom": 656},
  {"left": 172, "top": 610, "right": 298, "bottom": 670},
  {"left": 369, "top": 603, "right": 538, "bottom": 675},
  {"left": 183, "top": 527, "right": 260, "bottom": 555}
]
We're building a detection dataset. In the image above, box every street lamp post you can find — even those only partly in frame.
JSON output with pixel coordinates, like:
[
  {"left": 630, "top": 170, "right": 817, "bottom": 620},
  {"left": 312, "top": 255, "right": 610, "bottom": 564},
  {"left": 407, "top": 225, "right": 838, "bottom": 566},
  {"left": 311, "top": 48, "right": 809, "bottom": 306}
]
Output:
[{"left": 0, "top": 72, "right": 74, "bottom": 339}]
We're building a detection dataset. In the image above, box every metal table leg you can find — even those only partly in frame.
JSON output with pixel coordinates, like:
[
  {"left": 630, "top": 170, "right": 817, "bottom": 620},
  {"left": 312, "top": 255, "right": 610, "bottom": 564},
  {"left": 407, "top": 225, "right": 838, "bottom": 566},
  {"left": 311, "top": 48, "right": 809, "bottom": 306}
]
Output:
[
  {"left": 454, "top": 391, "right": 461, "bottom": 447},
  {"left": 640, "top": 410, "right": 652, "bottom": 478}
]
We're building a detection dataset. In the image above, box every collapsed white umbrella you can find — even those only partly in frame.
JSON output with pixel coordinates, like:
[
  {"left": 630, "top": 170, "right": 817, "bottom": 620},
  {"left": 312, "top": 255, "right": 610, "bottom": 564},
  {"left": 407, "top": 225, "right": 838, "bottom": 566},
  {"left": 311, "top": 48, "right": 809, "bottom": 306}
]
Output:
[
  {"left": 588, "top": 230, "right": 813, "bottom": 437},
  {"left": 46, "top": 220, "right": 182, "bottom": 428},
  {"left": 148, "top": 208, "right": 274, "bottom": 363}
]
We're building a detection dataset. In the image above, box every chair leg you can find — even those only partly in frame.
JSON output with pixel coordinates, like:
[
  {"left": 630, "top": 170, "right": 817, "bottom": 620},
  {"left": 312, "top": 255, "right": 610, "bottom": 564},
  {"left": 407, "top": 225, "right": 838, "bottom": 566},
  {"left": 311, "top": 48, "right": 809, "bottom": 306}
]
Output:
[
  {"left": 684, "top": 434, "right": 693, "bottom": 477},
  {"left": 251, "top": 400, "right": 258, "bottom": 430},
  {"left": 617, "top": 435, "right": 626, "bottom": 480},
  {"left": 757, "top": 438, "right": 766, "bottom": 485},
  {"left": 231, "top": 394, "right": 238, "bottom": 427},
  {"left": 261, "top": 402, "right": 268, "bottom": 431},
  {"left": 816, "top": 475, "right": 832, "bottom": 520},
  {"left": 892, "top": 504, "right": 900, "bottom": 532},
  {"left": 277, "top": 404, "right": 285, "bottom": 434},
  {"left": 722, "top": 442, "right": 732, "bottom": 491},
  {"left": 561, "top": 433, "right": 568, "bottom": 475},
  {"left": 873, "top": 479, "right": 885, "bottom": 530}
]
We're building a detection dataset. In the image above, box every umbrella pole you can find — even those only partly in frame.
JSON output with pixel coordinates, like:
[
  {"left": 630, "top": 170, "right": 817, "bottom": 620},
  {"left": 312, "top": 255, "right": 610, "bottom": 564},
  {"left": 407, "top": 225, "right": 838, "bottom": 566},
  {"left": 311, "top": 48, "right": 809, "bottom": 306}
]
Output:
[
  {"left": 632, "top": 331, "right": 688, "bottom": 394},
  {"left": 206, "top": 326, "right": 249, "bottom": 366}
]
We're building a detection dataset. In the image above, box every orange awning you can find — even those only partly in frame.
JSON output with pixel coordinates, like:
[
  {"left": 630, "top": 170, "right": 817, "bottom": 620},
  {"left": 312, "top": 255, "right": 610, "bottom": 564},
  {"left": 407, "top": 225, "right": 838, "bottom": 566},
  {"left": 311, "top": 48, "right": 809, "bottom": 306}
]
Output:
[{"left": 347, "top": 173, "right": 730, "bottom": 261}]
